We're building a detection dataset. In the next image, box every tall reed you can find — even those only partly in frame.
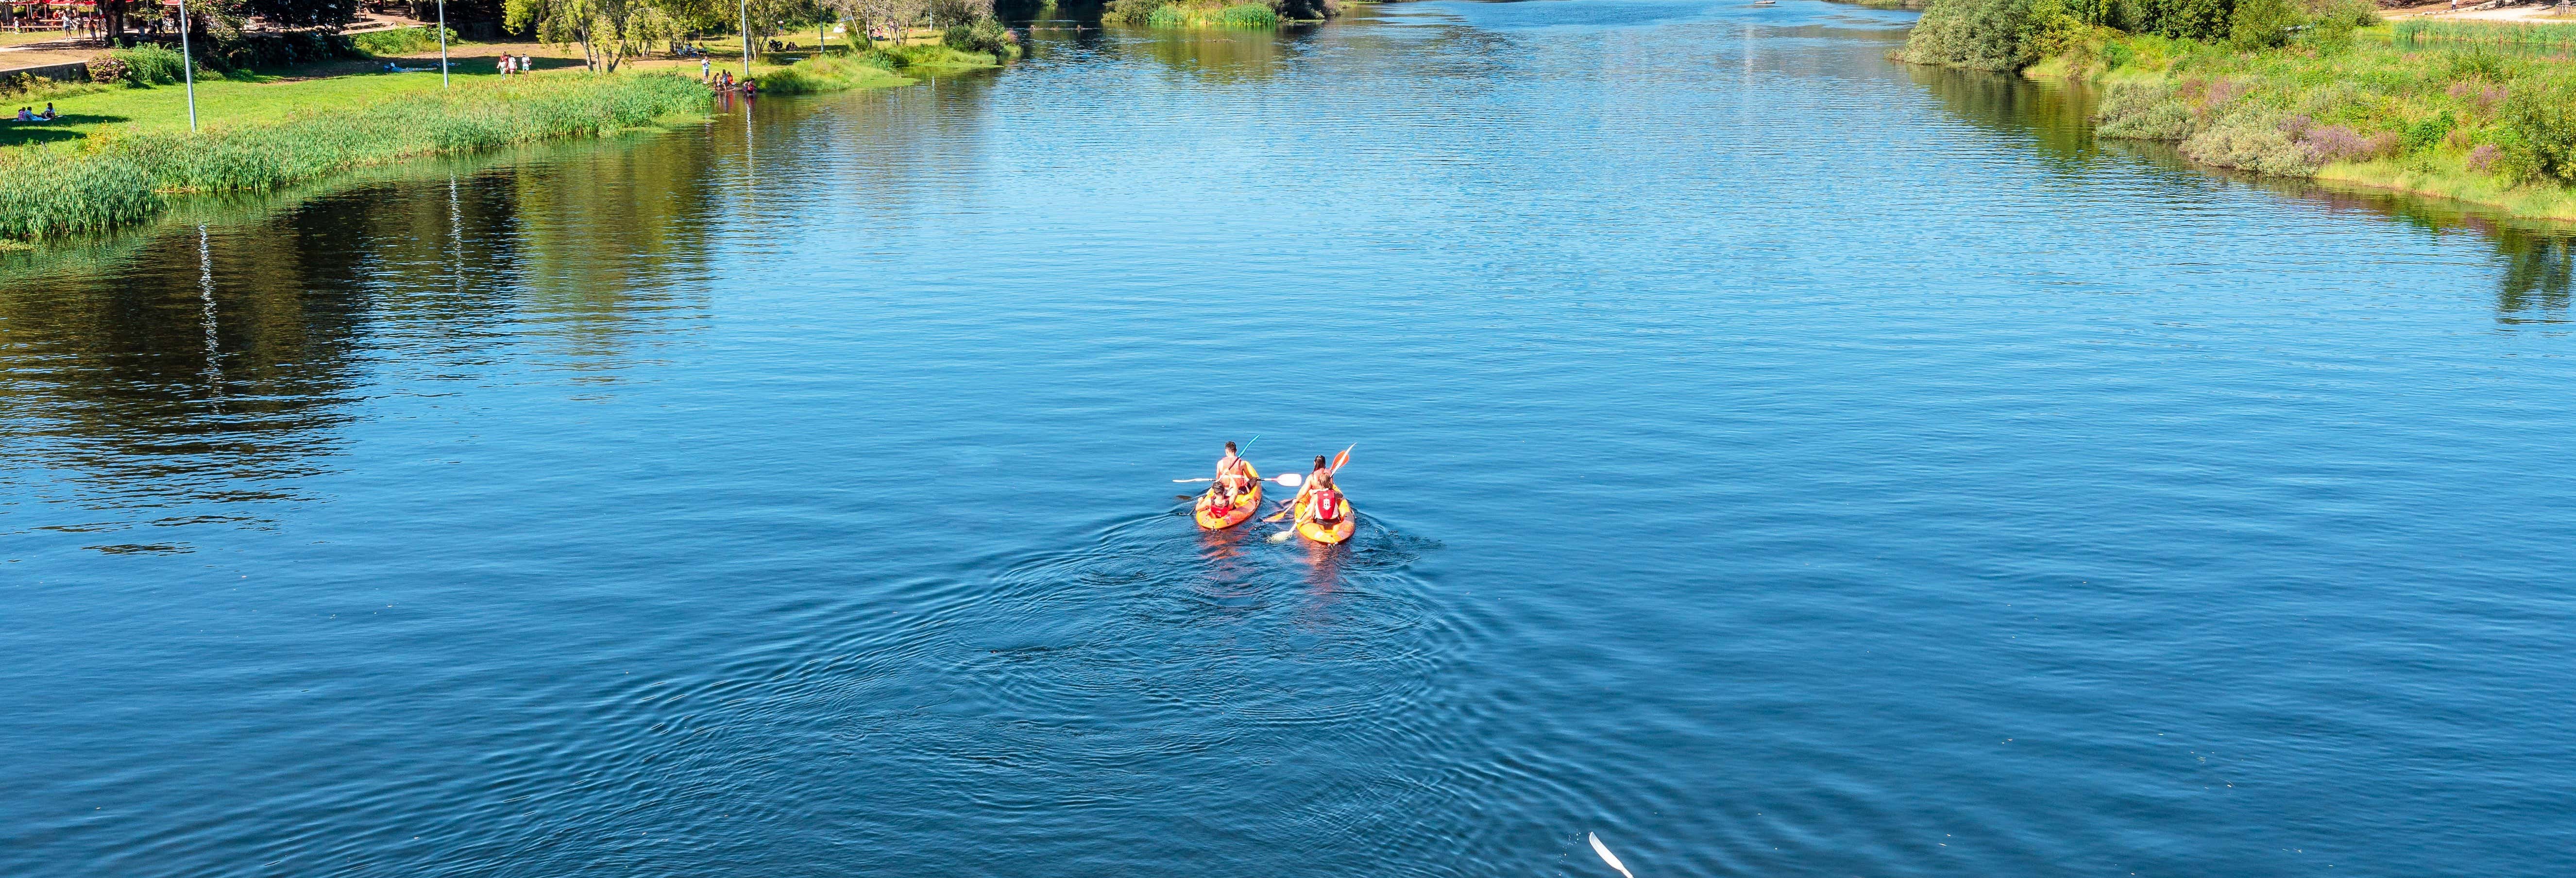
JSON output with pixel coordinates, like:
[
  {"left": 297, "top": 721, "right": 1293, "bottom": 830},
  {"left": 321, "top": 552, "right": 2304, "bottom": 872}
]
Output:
[
  {"left": 2392, "top": 19, "right": 2576, "bottom": 53},
  {"left": 0, "top": 73, "right": 709, "bottom": 240}
]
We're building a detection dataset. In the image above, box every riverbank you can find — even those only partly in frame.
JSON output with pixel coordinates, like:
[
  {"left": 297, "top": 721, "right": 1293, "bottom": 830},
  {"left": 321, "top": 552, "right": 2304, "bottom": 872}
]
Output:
[
  {"left": 0, "top": 23, "right": 1027, "bottom": 242},
  {"left": 1898, "top": 0, "right": 2576, "bottom": 221},
  {"left": 0, "top": 70, "right": 709, "bottom": 241},
  {"left": 2050, "top": 31, "right": 2576, "bottom": 219}
]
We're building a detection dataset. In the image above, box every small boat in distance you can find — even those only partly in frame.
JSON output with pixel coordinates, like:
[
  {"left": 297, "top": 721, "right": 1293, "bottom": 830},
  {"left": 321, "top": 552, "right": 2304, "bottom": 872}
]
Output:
[{"left": 1752, "top": 0, "right": 1776, "bottom": 5}]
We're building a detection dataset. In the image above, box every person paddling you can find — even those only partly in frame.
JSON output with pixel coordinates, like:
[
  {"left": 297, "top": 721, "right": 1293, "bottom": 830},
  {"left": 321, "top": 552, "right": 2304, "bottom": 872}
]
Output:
[
  {"left": 1286, "top": 454, "right": 1332, "bottom": 517},
  {"left": 1215, "top": 441, "right": 1255, "bottom": 500},
  {"left": 1304, "top": 465, "right": 1348, "bottom": 527}
]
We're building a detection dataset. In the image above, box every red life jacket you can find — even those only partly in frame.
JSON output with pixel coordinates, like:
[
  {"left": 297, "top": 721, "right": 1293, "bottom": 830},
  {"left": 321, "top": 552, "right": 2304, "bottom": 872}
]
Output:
[{"left": 1309, "top": 488, "right": 1343, "bottom": 522}]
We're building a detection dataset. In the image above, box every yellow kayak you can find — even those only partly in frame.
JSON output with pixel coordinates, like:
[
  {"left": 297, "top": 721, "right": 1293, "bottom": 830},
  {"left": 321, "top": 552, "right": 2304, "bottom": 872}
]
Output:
[
  {"left": 1194, "top": 463, "right": 1261, "bottom": 530},
  {"left": 1293, "top": 487, "right": 1355, "bottom": 544}
]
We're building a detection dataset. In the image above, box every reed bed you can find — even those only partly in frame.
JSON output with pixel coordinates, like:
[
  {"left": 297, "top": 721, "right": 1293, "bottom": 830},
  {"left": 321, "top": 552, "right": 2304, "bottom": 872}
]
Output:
[
  {"left": 1106, "top": 0, "right": 1282, "bottom": 28},
  {"left": 1146, "top": 2, "right": 1281, "bottom": 28},
  {"left": 2391, "top": 18, "right": 2576, "bottom": 53},
  {"left": 754, "top": 53, "right": 914, "bottom": 94},
  {"left": 0, "top": 72, "right": 708, "bottom": 240}
]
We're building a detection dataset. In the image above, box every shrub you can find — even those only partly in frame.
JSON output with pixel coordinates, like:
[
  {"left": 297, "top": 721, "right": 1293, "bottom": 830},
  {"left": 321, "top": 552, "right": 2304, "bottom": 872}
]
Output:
[
  {"left": 2226, "top": 0, "right": 2300, "bottom": 51},
  {"left": 2183, "top": 112, "right": 2317, "bottom": 174},
  {"left": 2448, "top": 80, "right": 2508, "bottom": 116},
  {"left": 2158, "top": 0, "right": 2236, "bottom": 42},
  {"left": 2468, "top": 143, "right": 2502, "bottom": 174},
  {"left": 106, "top": 45, "right": 190, "bottom": 86},
  {"left": 2301, "top": 123, "right": 2399, "bottom": 164},
  {"left": 1901, "top": 0, "right": 2044, "bottom": 71},
  {"left": 2445, "top": 48, "right": 2513, "bottom": 83},
  {"left": 86, "top": 57, "right": 131, "bottom": 84},
  {"left": 2402, "top": 111, "right": 2456, "bottom": 152},
  {"left": 2499, "top": 80, "right": 2576, "bottom": 184},
  {"left": 2098, "top": 83, "right": 2198, "bottom": 139},
  {"left": 350, "top": 26, "right": 459, "bottom": 58},
  {"left": 1101, "top": 0, "right": 1164, "bottom": 24},
  {"left": 941, "top": 17, "right": 1017, "bottom": 57}
]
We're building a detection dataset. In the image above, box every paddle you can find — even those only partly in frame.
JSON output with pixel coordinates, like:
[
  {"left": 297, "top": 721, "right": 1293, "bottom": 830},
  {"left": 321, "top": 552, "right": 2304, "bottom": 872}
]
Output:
[{"left": 1589, "top": 833, "right": 1635, "bottom": 878}]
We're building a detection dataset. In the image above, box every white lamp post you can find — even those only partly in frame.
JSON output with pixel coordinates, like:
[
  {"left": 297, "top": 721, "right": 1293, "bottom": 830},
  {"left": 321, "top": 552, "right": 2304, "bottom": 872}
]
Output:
[
  {"left": 174, "top": 0, "right": 196, "bottom": 130},
  {"left": 437, "top": 0, "right": 449, "bottom": 87},
  {"left": 738, "top": 0, "right": 750, "bottom": 76}
]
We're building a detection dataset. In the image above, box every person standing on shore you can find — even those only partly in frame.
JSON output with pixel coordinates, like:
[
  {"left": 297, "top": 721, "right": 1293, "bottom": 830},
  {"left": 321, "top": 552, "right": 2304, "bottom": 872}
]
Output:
[{"left": 700, "top": 56, "right": 711, "bottom": 81}]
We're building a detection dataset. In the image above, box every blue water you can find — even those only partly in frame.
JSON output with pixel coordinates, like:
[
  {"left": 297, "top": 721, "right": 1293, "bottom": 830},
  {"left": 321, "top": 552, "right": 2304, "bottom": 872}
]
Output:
[{"left": 6, "top": 1, "right": 2576, "bottom": 876}]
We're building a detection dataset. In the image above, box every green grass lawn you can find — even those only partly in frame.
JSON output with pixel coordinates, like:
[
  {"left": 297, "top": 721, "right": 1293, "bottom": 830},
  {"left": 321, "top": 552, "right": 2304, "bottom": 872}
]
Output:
[
  {"left": 0, "top": 66, "right": 559, "bottom": 148},
  {"left": 0, "top": 30, "right": 79, "bottom": 48}
]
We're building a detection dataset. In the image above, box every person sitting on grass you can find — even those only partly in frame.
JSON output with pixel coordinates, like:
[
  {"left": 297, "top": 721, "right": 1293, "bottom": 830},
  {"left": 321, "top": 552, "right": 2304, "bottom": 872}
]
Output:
[{"left": 38, "top": 102, "right": 54, "bottom": 120}]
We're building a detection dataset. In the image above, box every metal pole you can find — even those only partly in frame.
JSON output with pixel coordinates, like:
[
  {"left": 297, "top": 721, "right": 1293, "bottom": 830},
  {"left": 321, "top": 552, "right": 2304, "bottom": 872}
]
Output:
[
  {"left": 437, "top": 0, "right": 449, "bottom": 87},
  {"left": 175, "top": 0, "right": 196, "bottom": 131},
  {"left": 739, "top": 0, "right": 750, "bottom": 76}
]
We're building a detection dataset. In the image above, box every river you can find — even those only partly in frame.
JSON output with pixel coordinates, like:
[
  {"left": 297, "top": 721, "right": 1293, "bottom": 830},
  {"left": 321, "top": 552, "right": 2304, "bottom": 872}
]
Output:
[{"left": 5, "top": 2, "right": 2573, "bottom": 876}]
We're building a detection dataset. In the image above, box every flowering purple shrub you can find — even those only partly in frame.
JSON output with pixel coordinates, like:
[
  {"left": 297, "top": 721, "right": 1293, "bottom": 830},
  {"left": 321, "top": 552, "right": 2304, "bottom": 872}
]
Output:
[
  {"left": 2447, "top": 81, "right": 2508, "bottom": 115},
  {"left": 2300, "top": 124, "right": 2401, "bottom": 164},
  {"left": 2468, "top": 144, "right": 2502, "bottom": 173}
]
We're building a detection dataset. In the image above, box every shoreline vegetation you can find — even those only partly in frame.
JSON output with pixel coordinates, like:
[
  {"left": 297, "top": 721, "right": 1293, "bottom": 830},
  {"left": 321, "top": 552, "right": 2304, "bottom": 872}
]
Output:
[
  {"left": 0, "top": 71, "right": 711, "bottom": 241},
  {"left": 1898, "top": 0, "right": 2576, "bottom": 220},
  {"left": 0, "top": 13, "right": 1023, "bottom": 243}
]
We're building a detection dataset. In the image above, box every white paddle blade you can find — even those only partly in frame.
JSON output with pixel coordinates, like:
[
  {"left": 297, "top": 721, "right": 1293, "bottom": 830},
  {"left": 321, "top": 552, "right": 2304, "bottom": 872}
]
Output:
[
  {"left": 1172, "top": 478, "right": 1214, "bottom": 483},
  {"left": 1275, "top": 473, "right": 1302, "bottom": 488},
  {"left": 1589, "top": 833, "right": 1634, "bottom": 878},
  {"left": 1267, "top": 528, "right": 1298, "bottom": 543}
]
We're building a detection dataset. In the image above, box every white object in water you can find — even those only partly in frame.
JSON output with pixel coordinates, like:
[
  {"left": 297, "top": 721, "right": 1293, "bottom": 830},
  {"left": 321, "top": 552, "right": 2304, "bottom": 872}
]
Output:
[{"left": 1589, "top": 833, "right": 1636, "bottom": 878}]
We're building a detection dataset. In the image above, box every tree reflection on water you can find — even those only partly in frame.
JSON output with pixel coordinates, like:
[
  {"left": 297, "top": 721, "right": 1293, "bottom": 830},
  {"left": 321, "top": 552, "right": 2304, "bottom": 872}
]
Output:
[
  {"left": 0, "top": 135, "right": 723, "bottom": 549},
  {"left": 1913, "top": 59, "right": 2576, "bottom": 326}
]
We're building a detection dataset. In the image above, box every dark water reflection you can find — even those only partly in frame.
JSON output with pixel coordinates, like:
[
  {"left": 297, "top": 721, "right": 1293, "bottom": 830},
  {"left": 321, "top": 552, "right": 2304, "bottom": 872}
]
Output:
[
  {"left": 0, "top": 137, "right": 720, "bottom": 542},
  {"left": 6, "top": 3, "right": 2576, "bottom": 878}
]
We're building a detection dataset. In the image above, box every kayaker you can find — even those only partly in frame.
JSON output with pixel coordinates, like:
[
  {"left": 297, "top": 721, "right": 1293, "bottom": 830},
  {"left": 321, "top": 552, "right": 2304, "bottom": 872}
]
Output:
[
  {"left": 1215, "top": 441, "right": 1254, "bottom": 499},
  {"left": 1287, "top": 454, "right": 1333, "bottom": 512},
  {"left": 1205, "top": 485, "right": 1241, "bottom": 520},
  {"left": 1305, "top": 468, "right": 1348, "bottom": 526}
]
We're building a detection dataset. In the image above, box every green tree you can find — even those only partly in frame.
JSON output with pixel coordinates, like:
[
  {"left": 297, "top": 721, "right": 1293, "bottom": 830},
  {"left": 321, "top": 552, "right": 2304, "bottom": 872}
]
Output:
[{"left": 505, "top": 0, "right": 679, "bottom": 70}]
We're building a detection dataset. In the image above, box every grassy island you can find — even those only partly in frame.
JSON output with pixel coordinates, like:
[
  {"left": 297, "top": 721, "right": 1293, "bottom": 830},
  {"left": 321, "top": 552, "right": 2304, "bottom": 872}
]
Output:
[
  {"left": 1901, "top": 0, "right": 2576, "bottom": 219},
  {"left": 1101, "top": 0, "right": 1336, "bottom": 28}
]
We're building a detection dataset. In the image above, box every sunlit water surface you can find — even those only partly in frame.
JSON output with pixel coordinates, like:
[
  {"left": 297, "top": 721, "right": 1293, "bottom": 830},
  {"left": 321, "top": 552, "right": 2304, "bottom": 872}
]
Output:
[{"left": 6, "top": 2, "right": 2575, "bottom": 876}]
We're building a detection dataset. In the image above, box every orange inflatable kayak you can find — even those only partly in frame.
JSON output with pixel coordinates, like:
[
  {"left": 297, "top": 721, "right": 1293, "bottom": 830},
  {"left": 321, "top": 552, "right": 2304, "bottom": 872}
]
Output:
[
  {"left": 1294, "top": 487, "right": 1356, "bottom": 544},
  {"left": 1194, "top": 463, "right": 1261, "bottom": 529}
]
